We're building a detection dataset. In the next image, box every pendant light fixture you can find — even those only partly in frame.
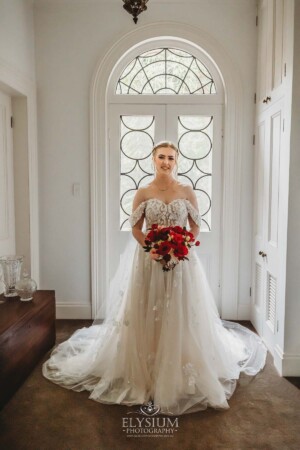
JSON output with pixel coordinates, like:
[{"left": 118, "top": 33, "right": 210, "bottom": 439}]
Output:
[{"left": 123, "top": 0, "right": 149, "bottom": 24}]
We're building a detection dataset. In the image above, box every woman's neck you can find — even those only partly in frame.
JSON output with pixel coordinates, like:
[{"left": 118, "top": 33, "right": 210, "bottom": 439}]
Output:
[
  {"left": 152, "top": 176, "right": 176, "bottom": 191},
  {"left": 153, "top": 174, "right": 175, "bottom": 183}
]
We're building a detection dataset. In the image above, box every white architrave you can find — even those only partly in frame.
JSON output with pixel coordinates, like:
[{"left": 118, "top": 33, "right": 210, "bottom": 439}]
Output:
[
  {"left": 0, "top": 57, "right": 40, "bottom": 285},
  {"left": 90, "top": 22, "right": 244, "bottom": 320}
]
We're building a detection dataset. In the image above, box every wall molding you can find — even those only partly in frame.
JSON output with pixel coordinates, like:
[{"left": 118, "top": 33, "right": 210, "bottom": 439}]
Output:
[
  {"left": 274, "top": 344, "right": 300, "bottom": 376},
  {"left": 90, "top": 21, "right": 244, "bottom": 320},
  {"left": 0, "top": 57, "right": 40, "bottom": 285},
  {"left": 56, "top": 302, "right": 92, "bottom": 320}
]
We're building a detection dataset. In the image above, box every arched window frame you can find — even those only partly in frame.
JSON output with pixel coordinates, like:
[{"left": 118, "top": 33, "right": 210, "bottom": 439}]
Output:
[
  {"left": 91, "top": 24, "right": 244, "bottom": 323},
  {"left": 107, "top": 40, "right": 225, "bottom": 236},
  {"left": 108, "top": 38, "right": 224, "bottom": 105}
]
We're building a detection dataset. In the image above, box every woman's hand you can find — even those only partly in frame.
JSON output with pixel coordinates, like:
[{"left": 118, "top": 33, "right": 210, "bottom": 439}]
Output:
[{"left": 149, "top": 249, "right": 166, "bottom": 265}]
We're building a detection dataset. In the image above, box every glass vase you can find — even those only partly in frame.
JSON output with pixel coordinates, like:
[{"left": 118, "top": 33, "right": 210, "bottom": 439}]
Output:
[
  {"left": 0, "top": 255, "right": 24, "bottom": 297},
  {"left": 15, "top": 271, "right": 37, "bottom": 301}
]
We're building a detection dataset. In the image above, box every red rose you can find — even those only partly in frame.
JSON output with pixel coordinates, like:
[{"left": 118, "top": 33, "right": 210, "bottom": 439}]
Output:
[
  {"left": 157, "top": 241, "right": 172, "bottom": 255},
  {"left": 147, "top": 230, "right": 156, "bottom": 241},
  {"left": 185, "top": 231, "right": 194, "bottom": 241},
  {"left": 174, "top": 244, "right": 188, "bottom": 257},
  {"left": 171, "top": 232, "right": 184, "bottom": 244},
  {"left": 172, "top": 226, "right": 184, "bottom": 234}
]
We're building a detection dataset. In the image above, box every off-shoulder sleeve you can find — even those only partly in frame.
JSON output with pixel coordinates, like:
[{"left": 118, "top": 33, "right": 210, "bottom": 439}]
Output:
[
  {"left": 128, "top": 201, "right": 146, "bottom": 227},
  {"left": 185, "top": 200, "right": 202, "bottom": 227}
]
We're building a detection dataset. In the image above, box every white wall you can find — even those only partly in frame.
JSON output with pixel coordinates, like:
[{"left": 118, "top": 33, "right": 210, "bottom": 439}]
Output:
[
  {"left": 285, "top": 0, "right": 300, "bottom": 359},
  {"left": 34, "top": 0, "right": 257, "bottom": 316},
  {"left": 0, "top": 0, "right": 36, "bottom": 81}
]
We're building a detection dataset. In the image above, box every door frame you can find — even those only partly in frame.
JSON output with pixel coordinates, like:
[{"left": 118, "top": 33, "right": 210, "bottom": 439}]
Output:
[
  {"left": 108, "top": 103, "right": 223, "bottom": 309},
  {"left": 0, "top": 60, "right": 39, "bottom": 284},
  {"left": 252, "top": 98, "right": 284, "bottom": 355},
  {"left": 90, "top": 22, "right": 245, "bottom": 321}
]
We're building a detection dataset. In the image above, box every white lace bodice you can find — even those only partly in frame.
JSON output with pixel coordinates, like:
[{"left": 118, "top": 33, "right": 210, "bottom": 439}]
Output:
[{"left": 128, "top": 198, "right": 202, "bottom": 229}]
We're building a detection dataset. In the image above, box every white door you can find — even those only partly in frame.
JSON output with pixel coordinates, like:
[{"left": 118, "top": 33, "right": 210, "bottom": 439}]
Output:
[
  {"left": 109, "top": 104, "right": 165, "bottom": 283},
  {"left": 252, "top": 114, "right": 266, "bottom": 336},
  {"left": 0, "top": 90, "right": 15, "bottom": 256},
  {"left": 256, "top": 0, "right": 285, "bottom": 106},
  {"left": 109, "top": 103, "right": 223, "bottom": 308},
  {"left": 166, "top": 104, "right": 223, "bottom": 304},
  {"left": 252, "top": 98, "right": 283, "bottom": 353}
]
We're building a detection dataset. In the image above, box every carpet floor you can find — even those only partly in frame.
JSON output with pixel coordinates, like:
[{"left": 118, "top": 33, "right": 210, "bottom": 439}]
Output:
[{"left": 0, "top": 319, "right": 299, "bottom": 450}]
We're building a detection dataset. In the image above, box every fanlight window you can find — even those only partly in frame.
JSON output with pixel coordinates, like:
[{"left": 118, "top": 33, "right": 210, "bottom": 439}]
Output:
[{"left": 116, "top": 48, "right": 216, "bottom": 95}]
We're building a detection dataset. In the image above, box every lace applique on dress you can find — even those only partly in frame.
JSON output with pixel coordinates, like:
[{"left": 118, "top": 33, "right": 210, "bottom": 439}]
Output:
[
  {"left": 185, "top": 200, "right": 202, "bottom": 227},
  {"left": 128, "top": 201, "right": 146, "bottom": 227},
  {"left": 129, "top": 198, "right": 201, "bottom": 229}
]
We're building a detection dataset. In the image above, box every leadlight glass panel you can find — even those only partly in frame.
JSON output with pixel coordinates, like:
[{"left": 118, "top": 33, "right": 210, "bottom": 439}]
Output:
[
  {"left": 116, "top": 48, "right": 216, "bottom": 95},
  {"left": 177, "top": 116, "right": 213, "bottom": 231},
  {"left": 119, "top": 114, "right": 212, "bottom": 232},
  {"left": 120, "top": 115, "right": 155, "bottom": 230}
]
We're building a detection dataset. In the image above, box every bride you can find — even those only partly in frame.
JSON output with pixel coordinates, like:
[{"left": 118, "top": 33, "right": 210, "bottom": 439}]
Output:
[{"left": 43, "top": 141, "right": 267, "bottom": 416}]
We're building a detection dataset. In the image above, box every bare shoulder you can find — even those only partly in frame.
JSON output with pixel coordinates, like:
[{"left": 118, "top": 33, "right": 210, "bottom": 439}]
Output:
[
  {"left": 132, "top": 186, "right": 153, "bottom": 211},
  {"left": 177, "top": 183, "right": 194, "bottom": 198},
  {"left": 180, "top": 183, "right": 199, "bottom": 210},
  {"left": 137, "top": 183, "right": 156, "bottom": 199},
  {"left": 133, "top": 186, "right": 148, "bottom": 203}
]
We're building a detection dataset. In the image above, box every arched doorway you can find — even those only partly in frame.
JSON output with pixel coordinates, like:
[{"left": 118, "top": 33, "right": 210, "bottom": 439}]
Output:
[
  {"left": 108, "top": 41, "right": 224, "bottom": 310},
  {"left": 90, "top": 23, "right": 244, "bottom": 320}
]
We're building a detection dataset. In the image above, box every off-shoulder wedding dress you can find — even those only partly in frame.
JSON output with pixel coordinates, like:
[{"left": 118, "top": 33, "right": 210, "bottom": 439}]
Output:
[{"left": 43, "top": 198, "right": 267, "bottom": 415}]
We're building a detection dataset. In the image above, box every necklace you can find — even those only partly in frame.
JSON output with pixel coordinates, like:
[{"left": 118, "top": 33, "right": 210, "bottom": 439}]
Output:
[{"left": 153, "top": 178, "right": 175, "bottom": 191}]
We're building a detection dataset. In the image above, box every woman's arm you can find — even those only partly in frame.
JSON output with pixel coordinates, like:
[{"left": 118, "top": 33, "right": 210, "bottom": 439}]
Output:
[
  {"left": 185, "top": 186, "right": 200, "bottom": 239},
  {"left": 131, "top": 189, "right": 165, "bottom": 266}
]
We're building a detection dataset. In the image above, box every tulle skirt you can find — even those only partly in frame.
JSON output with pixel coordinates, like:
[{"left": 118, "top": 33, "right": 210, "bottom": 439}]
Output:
[{"left": 42, "top": 237, "right": 267, "bottom": 415}]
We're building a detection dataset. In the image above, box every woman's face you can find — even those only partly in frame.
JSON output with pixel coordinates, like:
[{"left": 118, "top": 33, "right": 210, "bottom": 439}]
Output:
[{"left": 153, "top": 146, "right": 177, "bottom": 176}]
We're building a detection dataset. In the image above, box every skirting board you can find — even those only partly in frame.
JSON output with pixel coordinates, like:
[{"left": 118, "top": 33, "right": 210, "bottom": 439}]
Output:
[
  {"left": 56, "top": 303, "right": 92, "bottom": 319},
  {"left": 274, "top": 344, "right": 300, "bottom": 376}
]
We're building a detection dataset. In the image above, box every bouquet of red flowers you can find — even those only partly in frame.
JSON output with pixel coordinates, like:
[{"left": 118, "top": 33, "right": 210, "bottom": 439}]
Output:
[{"left": 143, "top": 224, "right": 200, "bottom": 272}]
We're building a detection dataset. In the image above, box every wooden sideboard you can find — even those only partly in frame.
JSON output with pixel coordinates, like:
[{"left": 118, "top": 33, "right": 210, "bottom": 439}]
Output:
[{"left": 0, "top": 290, "right": 56, "bottom": 408}]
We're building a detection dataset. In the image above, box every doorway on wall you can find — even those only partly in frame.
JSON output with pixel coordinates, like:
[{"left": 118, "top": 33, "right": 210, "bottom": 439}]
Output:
[
  {"left": 108, "top": 101, "right": 223, "bottom": 308},
  {"left": 105, "top": 44, "right": 225, "bottom": 311},
  {"left": 0, "top": 88, "right": 31, "bottom": 293},
  {"left": 0, "top": 90, "right": 15, "bottom": 257},
  {"left": 90, "top": 32, "right": 245, "bottom": 320},
  {"left": 105, "top": 43, "right": 225, "bottom": 310}
]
